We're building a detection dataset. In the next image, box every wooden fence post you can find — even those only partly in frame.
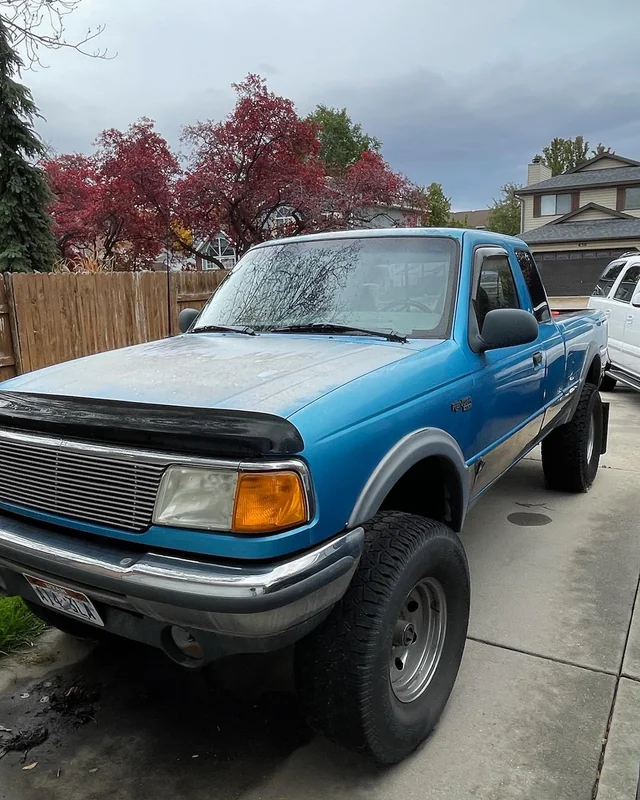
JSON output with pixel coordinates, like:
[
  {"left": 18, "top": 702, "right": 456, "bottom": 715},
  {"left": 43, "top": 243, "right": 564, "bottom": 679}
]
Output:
[{"left": 0, "top": 274, "right": 22, "bottom": 378}]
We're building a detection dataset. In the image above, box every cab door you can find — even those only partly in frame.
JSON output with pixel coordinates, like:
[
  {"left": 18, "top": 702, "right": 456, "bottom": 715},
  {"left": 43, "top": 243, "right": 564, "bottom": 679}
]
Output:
[
  {"left": 590, "top": 260, "right": 628, "bottom": 369},
  {"left": 467, "top": 247, "right": 545, "bottom": 496},
  {"left": 614, "top": 265, "right": 640, "bottom": 377}
]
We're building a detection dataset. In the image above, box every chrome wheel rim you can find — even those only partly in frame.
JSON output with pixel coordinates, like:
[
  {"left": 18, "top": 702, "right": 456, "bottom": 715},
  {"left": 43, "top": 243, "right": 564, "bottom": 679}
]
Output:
[
  {"left": 587, "top": 411, "right": 595, "bottom": 463},
  {"left": 390, "top": 577, "right": 447, "bottom": 704}
]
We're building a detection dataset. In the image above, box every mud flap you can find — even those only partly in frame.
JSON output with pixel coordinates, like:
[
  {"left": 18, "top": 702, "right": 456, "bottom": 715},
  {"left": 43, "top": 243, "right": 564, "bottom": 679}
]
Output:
[{"left": 601, "top": 401, "right": 610, "bottom": 455}]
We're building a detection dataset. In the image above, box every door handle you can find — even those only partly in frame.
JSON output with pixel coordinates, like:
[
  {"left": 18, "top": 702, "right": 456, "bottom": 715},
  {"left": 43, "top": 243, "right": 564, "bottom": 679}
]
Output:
[
  {"left": 604, "top": 310, "right": 611, "bottom": 318},
  {"left": 533, "top": 351, "right": 543, "bottom": 367},
  {"left": 626, "top": 314, "right": 634, "bottom": 323}
]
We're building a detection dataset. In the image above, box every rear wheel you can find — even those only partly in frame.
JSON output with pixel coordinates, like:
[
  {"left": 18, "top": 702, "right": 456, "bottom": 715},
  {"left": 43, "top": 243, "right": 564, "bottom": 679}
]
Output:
[
  {"left": 541, "top": 382, "right": 602, "bottom": 492},
  {"left": 295, "top": 511, "right": 470, "bottom": 764},
  {"left": 600, "top": 374, "right": 617, "bottom": 392}
]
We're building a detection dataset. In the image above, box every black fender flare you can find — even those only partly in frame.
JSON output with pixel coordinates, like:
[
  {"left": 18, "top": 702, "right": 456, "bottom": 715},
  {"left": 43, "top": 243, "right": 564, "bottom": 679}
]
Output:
[{"left": 347, "top": 428, "right": 471, "bottom": 531}]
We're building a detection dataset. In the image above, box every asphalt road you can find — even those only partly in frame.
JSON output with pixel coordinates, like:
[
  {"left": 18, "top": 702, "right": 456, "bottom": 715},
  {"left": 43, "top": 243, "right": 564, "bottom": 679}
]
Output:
[{"left": 0, "top": 388, "right": 639, "bottom": 800}]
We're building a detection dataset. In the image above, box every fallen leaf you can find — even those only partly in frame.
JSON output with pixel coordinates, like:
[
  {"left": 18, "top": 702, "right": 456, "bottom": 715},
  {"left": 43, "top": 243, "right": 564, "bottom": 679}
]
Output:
[
  {"left": 89, "top": 768, "right": 99, "bottom": 773},
  {"left": 56, "top": 768, "right": 61, "bottom": 778},
  {"left": 0, "top": 726, "right": 11, "bottom": 733},
  {"left": 22, "top": 762, "right": 37, "bottom": 771},
  {"left": 192, "top": 754, "right": 199, "bottom": 759},
  {"left": 19, "top": 693, "right": 30, "bottom": 700},
  {"left": 39, "top": 697, "right": 49, "bottom": 704}
]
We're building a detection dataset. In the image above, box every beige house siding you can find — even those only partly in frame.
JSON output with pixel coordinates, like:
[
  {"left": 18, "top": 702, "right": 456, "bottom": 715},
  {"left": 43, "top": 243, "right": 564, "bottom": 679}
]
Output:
[
  {"left": 623, "top": 208, "right": 640, "bottom": 218},
  {"left": 579, "top": 157, "right": 625, "bottom": 171},
  {"left": 579, "top": 187, "right": 617, "bottom": 208},
  {"left": 570, "top": 208, "right": 615, "bottom": 221},
  {"left": 521, "top": 196, "right": 561, "bottom": 232}
]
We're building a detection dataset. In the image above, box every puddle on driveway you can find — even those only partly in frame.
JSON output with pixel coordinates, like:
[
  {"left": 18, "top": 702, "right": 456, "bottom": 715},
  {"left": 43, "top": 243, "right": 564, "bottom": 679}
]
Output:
[{"left": 507, "top": 512, "right": 553, "bottom": 527}]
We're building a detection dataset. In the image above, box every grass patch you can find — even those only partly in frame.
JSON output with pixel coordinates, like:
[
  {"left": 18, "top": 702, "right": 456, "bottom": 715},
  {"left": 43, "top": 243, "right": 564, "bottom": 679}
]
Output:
[{"left": 0, "top": 597, "right": 46, "bottom": 655}]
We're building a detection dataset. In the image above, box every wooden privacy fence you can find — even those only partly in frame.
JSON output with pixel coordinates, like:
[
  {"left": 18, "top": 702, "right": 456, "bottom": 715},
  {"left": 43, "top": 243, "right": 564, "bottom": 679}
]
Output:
[{"left": 0, "top": 270, "right": 226, "bottom": 380}]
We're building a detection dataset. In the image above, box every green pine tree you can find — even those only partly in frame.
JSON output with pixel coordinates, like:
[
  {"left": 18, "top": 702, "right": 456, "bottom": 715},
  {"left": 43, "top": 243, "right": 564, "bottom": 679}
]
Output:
[{"left": 0, "top": 19, "right": 56, "bottom": 273}]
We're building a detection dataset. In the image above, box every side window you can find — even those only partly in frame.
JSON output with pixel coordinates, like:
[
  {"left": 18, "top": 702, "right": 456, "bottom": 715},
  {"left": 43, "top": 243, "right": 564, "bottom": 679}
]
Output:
[
  {"left": 473, "top": 252, "right": 520, "bottom": 332},
  {"left": 515, "top": 249, "right": 551, "bottom": 322},
  {"left": 613, "top": 265, "right": 640, "bottom": 303},
  {"left": 593, "top": 261, "right": 626, "bottom": 297}
]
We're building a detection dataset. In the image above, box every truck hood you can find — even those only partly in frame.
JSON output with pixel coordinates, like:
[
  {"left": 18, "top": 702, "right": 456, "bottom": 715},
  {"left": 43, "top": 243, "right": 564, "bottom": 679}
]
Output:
[{"left": 1, "top": 333, "right": 427, "bottom": 418}]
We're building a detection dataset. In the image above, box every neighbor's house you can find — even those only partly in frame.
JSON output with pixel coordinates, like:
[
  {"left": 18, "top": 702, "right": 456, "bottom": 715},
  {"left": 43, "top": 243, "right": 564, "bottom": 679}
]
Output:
[
  {"left": 450, "top": 209, "right": 490, "bottom": 229},
  {"left": 516, "top": 154, "right": 640, "bottom": 296}
]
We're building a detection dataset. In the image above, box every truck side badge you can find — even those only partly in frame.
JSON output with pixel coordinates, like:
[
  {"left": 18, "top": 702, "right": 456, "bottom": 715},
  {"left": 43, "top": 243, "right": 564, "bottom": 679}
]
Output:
[{"left": 451, "top": 397, "right": 472, "bottom": 413}]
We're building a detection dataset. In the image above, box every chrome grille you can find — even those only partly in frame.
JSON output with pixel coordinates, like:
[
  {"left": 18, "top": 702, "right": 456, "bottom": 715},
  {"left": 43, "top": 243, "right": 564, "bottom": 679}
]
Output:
[{"left": 0, "top": 430, "right": 167, "bottom": 532}]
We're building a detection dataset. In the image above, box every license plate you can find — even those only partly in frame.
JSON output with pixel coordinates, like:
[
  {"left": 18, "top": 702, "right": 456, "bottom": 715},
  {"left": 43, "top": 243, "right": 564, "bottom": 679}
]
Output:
[{"left": 24, "top": 575, "right": 104, "bottom": 627}]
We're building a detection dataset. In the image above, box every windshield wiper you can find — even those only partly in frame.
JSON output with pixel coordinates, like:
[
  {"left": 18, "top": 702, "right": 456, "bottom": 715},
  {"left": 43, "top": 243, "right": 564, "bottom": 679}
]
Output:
[
  {"left": 190, "top": 324, "right": 256, "bottom": 336},
  {"left": 270, "top": 323, "right": 407, "bottom": 343}
]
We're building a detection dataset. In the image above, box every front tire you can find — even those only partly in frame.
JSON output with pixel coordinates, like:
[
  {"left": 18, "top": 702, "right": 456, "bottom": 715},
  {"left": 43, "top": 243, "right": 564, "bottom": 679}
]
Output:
[
  {"left": 295, "top": 512, "right": 470, "bottom": 764},
  {"left": 541, "top": 382, "right": 602, "bottom": 492}
]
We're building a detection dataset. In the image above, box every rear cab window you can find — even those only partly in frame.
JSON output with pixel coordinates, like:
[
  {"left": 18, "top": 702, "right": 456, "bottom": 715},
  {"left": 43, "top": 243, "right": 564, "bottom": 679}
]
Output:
[{"left": 593, "top": 261, "right": 626, "bottom": 298}]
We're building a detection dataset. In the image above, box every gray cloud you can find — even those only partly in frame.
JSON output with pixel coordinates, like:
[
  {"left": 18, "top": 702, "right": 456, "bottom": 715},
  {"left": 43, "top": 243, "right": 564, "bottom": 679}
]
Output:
[
  {"left": 22, "top": 0, "right": 640, "bottom": 208},
  {"left": 304, "top": 49, "right": 640, "bottom": 208}
]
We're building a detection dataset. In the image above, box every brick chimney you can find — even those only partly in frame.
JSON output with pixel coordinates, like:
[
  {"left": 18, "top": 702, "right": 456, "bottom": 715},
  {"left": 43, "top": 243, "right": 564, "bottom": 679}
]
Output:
[{"left": 527, "top": 156, "right": 552, "bottom": 186}]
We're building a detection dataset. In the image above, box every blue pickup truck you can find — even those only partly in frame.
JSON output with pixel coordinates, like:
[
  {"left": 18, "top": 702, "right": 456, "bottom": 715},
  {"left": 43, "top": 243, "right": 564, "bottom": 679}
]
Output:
[{"left": 0, "top": 229, "right": 609, "bottom": 763}]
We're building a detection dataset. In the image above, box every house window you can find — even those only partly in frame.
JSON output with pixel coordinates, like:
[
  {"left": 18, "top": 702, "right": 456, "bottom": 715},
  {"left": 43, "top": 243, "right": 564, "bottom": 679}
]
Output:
[
  {"left": 624, "top": 187, "right": 640, "bottom": 210},
  {"left": 540, "top": 194, "right": 572, "bottom": 216},
  {"left": 200, "top": 234, "right": 236, "bottom": 270}
]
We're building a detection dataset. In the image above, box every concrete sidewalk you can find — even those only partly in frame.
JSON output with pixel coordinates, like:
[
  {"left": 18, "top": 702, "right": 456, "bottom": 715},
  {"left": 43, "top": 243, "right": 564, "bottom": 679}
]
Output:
[{"left": 0, "top": 390, "right": 638, "bottom": 800}]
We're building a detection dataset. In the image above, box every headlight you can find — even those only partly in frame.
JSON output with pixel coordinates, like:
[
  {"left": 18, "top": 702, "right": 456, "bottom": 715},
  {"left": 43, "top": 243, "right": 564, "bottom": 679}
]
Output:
[
  {"left": 153, "top": 467, "right": 238, "bottom": 530},
  {"left": 153, "top": 466, "right": 309, "bottom": 534}
]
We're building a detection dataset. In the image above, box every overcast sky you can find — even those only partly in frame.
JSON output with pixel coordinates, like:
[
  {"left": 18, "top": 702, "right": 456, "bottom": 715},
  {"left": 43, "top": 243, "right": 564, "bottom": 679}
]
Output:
[{"left": 25, "top": 0, "right": 640, "bottom": 209}]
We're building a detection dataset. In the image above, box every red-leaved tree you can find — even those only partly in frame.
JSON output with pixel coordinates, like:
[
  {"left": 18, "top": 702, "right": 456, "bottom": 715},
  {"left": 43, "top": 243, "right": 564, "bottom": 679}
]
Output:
[
  {"left": 93, "top": 118, "right": 179, "bottom": 269},
  {"left": 178, "top": 75, "right": 327, "bottom": 256},
  {"left": 46, "top": 118, "right": 180, "bottom": 270},
  {"left": 46, "top": 76, "right": 425, "bottom": 270},
  {"left": 45, "top": 153, "right": 101, "bottom": 260}
]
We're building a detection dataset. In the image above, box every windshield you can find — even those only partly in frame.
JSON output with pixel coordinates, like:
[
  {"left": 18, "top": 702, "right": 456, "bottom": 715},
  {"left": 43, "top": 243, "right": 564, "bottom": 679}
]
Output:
[
  {"left": 592, "top": 260, "right": 625, "bottom": 297},
  {"left": 194, "top": 236, "right": 460, "bottom": 339}
]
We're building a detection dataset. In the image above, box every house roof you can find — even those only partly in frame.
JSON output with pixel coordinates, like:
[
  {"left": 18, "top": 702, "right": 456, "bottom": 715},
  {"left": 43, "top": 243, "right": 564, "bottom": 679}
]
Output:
[
  {"left": 517, "top": 164, "right": 640, "bottom": 195},
  {"left": 549, "top": 203, "right": 635, "bottom": 224},
  {"left": 565, "top": 153, "right": 640, "bottom": 173},
  {"left": 520, "top": 217, "right": 640, "bottom": 245}
]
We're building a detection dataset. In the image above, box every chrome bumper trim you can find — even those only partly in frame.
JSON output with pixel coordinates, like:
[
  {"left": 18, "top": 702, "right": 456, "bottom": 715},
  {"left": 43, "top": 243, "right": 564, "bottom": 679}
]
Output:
[{"left": 0, "top": 514, "right": 363, "bottom": 632}]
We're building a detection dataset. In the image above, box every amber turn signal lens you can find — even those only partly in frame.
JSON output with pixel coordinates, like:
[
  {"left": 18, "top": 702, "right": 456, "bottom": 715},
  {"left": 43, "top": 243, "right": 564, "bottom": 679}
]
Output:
[{"left": 232, "top": 471, "right": 308, "bottom": 534}]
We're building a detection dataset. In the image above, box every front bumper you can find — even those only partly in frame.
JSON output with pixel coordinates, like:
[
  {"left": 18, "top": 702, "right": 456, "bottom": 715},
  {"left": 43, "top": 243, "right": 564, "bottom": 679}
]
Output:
[{"left": 0, "top": 513, "right": 364, "bottom": 663}]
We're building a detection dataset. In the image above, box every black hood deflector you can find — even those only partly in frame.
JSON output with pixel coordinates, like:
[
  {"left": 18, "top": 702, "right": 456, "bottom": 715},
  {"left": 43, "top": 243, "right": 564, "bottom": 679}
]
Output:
[{"left": 0, "top": 392, "right": 304, "bottom": 458}]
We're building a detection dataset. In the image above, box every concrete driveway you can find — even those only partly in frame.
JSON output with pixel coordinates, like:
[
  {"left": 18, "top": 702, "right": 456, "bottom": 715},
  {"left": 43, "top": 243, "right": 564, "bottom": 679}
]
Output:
[{"left": 1, "top": 390, "right": 639, "bottom": 800}]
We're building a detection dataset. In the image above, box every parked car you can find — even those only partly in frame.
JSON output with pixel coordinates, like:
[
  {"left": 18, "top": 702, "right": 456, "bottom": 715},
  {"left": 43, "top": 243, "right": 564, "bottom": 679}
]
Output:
[
  {"left": 0, "top": 229, "right": 609, "bottom": 764},
  {"left": 588, "top": 252, "right": 640, "bottom": 392}
]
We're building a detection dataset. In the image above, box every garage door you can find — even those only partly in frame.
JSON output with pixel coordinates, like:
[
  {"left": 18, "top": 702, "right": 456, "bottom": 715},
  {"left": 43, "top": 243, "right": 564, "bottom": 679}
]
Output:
[{"left": 534, "top": 248, "right": 637, "bottom": 296}]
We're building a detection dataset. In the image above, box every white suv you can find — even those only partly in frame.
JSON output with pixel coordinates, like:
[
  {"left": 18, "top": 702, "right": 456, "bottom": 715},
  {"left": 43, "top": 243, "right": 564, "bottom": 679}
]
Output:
[{"left": 589, "top": 252, "right": 640, "bottom": 391}]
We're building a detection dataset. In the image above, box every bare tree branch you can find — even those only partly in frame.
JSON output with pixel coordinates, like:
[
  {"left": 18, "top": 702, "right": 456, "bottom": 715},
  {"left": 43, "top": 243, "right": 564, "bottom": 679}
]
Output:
[{"left": 0, "top": 0, "right": 112, "bottom": 68}]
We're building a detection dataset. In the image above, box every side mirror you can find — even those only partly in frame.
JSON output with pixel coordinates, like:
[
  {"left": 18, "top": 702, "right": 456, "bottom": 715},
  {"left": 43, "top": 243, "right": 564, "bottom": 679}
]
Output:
[
  {"left": 632, "top": 292, "right": 640, "bottom": 308},
  {"left": 478, "top": 308, "right": 539, "bottom": 352},
  {"left": 178, "top": 307, "right": 200, "bottom": 334}
]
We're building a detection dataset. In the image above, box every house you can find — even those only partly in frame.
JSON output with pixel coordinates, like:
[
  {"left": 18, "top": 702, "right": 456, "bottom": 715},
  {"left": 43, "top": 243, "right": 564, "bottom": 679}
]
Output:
[
  {"left": 450, "top": 209, "right": 490, "bottom": 229},
  {"left": 516, "top": 154, "right": 640, "bottom": 296}
]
